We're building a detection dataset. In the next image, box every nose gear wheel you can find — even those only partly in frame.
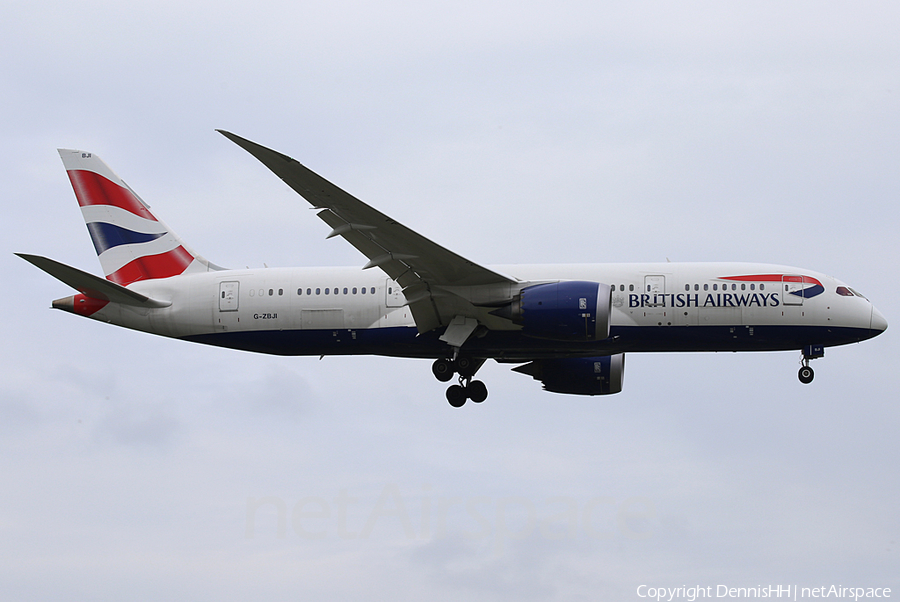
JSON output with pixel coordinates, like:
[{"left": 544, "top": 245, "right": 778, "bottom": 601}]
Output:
[{"left": 798, "top": 365, "right": 814, "bottom": 384}]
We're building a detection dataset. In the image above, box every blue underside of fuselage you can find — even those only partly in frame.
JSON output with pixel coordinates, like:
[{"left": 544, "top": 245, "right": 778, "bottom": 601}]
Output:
[{"left": 180, "top": 324, "right": 881, "bottom": 360}]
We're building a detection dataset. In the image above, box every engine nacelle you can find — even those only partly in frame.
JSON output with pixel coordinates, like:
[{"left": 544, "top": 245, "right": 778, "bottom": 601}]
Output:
[
  {"left": 499, "top": 281, "right": 612, "bottom": 342},
  {"left": 512, "top": 354, "right": 625, "bottom": 395}
]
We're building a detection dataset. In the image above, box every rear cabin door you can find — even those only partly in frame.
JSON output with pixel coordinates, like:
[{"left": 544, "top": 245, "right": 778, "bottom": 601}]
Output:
[
  {"left": 219, "top": 281, "right": 239, "bottom": 311},
  {"left": 215, "top": 281, "right": 240, "bottom": 332}
]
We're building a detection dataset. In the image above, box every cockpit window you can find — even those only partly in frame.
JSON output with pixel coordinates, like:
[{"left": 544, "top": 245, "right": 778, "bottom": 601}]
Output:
[{"left": 837, "top": 286, "right": 868, "bottom": 299}]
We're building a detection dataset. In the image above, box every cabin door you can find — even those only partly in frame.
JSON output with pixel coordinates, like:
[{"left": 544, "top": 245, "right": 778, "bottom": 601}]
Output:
[
  {"left": 385, "top": 279, "right": 405, "bottom": 308},
  {"left": 782, "top": 275, "right": 804, "bottom": 306},
  {"left": 643, "top": 275, "right": 668, "bottom": 322},
  {"left": 219, "top": 281, "right": 239, "bottom": 311},
  {"left": 215, "top": 281, "right": 240, "bottom": 332}
]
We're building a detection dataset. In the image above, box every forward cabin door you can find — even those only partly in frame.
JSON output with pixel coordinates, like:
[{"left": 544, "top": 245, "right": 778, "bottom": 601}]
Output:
[{"left": 782, "top": 275, "right": 804, "bottom": 306}]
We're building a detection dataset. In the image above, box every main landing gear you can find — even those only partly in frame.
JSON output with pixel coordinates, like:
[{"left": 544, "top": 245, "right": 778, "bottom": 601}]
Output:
[
  {"left": 432, "top": 356, "right": 487, "bottom": 407},
  {"left": 798, "top": 344, "right": 824, "bottom": 385}
]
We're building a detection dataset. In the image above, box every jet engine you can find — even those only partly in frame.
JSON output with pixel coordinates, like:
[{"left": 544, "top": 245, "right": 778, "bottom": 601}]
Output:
[
  {"left": 494, "top": 281, "right": 612, "bottom": 342},
  {"left": 512, "top": 354, "right": 625, "bottom": 395}
]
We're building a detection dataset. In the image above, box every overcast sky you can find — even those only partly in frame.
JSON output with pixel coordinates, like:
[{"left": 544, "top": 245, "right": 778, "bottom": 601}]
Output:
[{"left": 2, "top": 1, "right": 898, "bottom": 600}]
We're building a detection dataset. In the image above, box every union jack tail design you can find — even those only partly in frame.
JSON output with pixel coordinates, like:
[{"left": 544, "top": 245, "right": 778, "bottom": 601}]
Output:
[{"left": 58, "top": 149, "right": 220, "bottom": 285}]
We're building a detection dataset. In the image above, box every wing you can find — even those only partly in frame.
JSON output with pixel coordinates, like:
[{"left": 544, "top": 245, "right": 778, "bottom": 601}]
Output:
[{"left": 218, "top": 130, "right": 519, "bottom": 334}]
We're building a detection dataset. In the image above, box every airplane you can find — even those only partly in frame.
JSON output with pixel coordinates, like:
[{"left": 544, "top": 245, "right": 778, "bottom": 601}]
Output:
[{"left": 18, "top": 131, "right": 887, "bottom": 407}]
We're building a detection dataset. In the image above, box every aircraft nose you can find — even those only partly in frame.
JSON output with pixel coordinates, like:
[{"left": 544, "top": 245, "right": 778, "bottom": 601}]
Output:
[{"left": 871, "top": 306, "right": 888, "bottom": 333}]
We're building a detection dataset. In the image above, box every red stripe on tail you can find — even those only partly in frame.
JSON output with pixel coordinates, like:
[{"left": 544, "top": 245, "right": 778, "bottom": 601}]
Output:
[
  {"left": 67, "top": 169, "right": 157, "bottom": 220},
  {"left": 107, "top": 246, "right": 194, "bottom": 285}
]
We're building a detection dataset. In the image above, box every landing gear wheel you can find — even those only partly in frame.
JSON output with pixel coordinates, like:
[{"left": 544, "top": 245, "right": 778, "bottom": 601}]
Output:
[
  {"left": 432, "top": 358, "right": 455, "bottom": 382},
  {"left": 446, "top": 384, "right": 467, "bottom": 407},
  {"left": 467, "top": 380, "right": 488, "bottom": 403},
  {"left": 455, "top": 355, "right": 474, "bottom": 377},
  {"left": 798, "top": 366, "right": 814, "bottom": 384}
]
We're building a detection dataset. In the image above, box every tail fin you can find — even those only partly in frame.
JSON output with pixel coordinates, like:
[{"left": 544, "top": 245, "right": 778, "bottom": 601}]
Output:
[{"left": 58, "top": 149, "right": 220, "bottom": 285}]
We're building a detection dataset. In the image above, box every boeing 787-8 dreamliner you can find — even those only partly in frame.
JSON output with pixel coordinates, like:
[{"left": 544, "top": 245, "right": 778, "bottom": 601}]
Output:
[{"left": 18, "top": 131, "right": 887, "bottom": 406}]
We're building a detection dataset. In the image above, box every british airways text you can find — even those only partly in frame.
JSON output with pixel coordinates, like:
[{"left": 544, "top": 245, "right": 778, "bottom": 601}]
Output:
[{"left": 629, "top": 293, "right": 781, "bottom": 308}]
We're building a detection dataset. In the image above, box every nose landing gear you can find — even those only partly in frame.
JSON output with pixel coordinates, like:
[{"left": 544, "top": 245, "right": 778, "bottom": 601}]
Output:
[
  {"left": 798, "top": 363, "right": 814, "bottom": 384},
  {"left": 798, "top": 344, "right": 824, "bottom": 384},
  {"left": 433, "top": 356, "right": 488, "bottom": 407}
]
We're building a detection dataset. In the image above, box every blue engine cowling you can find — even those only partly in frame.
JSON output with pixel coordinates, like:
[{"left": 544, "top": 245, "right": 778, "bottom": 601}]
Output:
[
  {"left": 512, "top": 354, "right": 625, "bottom": 395},
  {"left": 506, "top": 281, "right": 612, "bottom": 341}
]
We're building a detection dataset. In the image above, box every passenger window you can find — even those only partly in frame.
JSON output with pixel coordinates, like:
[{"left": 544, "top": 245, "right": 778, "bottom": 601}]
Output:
[
  {"left": 307, "top": 288, "right": 312, "bottom": 295},
  {"left": 629, "top": 284, "right": 634, "bottom": 292},
  {"left": 760, "top": 284, "right": 765, "bottom": 291},
  {"left": 741, "top": 284, "right": 746, "bottom": 291},
  {"left": 343, "top": 288, "right": 348, "bottom": 295},
  {"left": 370, "top": 287, "right": 375, "bottom": 294},
  {"left": 278, "top": 289, "right": 283, "bottom": 296},
  {"left": 316, "top": 288, "right": 321, "bottom": 295},
  {"left": 268, "top": 289, "right": 273, "bottom": 296},
  {"left": 685, "top": 284, "right": 690, "bottom": 291},
  {"left": 750, "top": 284, "right": 755, "bottom": 291},
  {"left": 353, "top": 287, "right": 357, "bottom": 294},
  {"left": 703, "top": 284, "right": 709, "bottom": 291},
  {"left": 361, "top": 287, "right": 366, "bottom": 294},
  {"left": 325, "top": 288, "right": 330, "bottom": 295},
  {"left": 694, "top": 284, "right": 699, "bottom": 291},
  {"left": 297, "top": 288, "right": 302, "bottom": 295},
  {"left": 732, "top": 284, "right": 736, "bottom": 291},
  {"left": 713, "top": 284, "right": 718, "bottom": 291}
]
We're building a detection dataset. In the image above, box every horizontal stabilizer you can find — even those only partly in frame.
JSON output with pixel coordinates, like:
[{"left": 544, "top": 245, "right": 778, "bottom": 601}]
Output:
[{"left": 16, "top": 253, "right": 171, "bottom": 308}]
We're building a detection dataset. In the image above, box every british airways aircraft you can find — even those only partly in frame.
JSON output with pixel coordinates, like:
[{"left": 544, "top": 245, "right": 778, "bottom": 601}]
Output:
[{"left": 18, "top": 131, "right": 887, "bottom": 407}]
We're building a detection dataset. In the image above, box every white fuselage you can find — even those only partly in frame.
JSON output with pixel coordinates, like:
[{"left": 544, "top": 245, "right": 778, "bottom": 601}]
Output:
[{"left": 80, "top": 261, "right": 883, "bottom": 360}]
